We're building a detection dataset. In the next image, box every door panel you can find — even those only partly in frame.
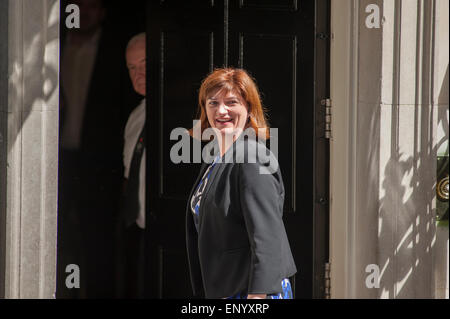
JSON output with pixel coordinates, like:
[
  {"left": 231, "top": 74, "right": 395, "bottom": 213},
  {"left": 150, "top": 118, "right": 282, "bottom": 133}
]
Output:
[
  {"left": 228, "top": 0, "right": 316, "bottom": 298},
  {"left": 239, "top": 0, "right": 298, "bottom": 11},
  {"left": 146, "top": 0, "right": 225, "bottom": 298},
  {"left": 235, "top": 33, "right": 297, "bottom": 213},
  {"left": 160, "top": 30, "right": 214, "bottom": 199}
]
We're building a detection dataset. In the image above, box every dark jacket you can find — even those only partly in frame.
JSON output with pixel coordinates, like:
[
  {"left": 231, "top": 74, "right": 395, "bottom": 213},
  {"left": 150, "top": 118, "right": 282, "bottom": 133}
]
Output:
[{"left": 186, "top": 135, "right": 297, "bottom": 299}]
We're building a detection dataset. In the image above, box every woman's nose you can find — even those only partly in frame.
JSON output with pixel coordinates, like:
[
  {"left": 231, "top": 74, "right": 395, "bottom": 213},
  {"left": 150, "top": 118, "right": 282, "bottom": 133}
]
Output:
[{"left": 218, "top": 103, "right": 228, "bottom": 114}]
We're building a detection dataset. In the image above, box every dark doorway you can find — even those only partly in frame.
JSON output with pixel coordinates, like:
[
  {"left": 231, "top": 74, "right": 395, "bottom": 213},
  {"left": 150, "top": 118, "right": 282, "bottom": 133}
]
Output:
[
  {"left": 146, "top": 0, "right": 330, "bottom": 298},
  {"left": 56, "top": 0, "right": 146, "bottom": 298}
]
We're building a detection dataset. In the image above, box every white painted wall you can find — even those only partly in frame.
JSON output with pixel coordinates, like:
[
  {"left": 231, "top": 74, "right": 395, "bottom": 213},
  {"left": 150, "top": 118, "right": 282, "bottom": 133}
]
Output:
[
  {"left": 330, "top": 0, "right": 449, "bottom": 298},
  {"left": 0, "top": 0, "right": 60, "bottom": 298}
]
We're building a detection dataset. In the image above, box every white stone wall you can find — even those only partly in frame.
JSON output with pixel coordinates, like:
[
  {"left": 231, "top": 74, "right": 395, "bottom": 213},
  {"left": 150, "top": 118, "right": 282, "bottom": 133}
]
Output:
[
  {"left": 330, "top": 0, "right": 448, "bottom": 298},
  {"left": 378, "top": 0, "right": 438, "bottom": 299},
  {"left": 0, "top": 0, "right": 59, "bottom": 299},
  {"left": 0, "top": 0, "right": 9, "bottom": 299}
]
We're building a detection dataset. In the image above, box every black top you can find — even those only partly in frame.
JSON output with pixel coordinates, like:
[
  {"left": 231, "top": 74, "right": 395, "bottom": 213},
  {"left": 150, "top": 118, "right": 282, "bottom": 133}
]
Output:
[{"left": 185, "top": 135, "right": 297, "bottom": 299}]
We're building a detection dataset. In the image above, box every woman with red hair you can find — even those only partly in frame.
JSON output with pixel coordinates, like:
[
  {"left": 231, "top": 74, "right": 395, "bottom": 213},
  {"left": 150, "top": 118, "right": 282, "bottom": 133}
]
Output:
[{"left": 186, "top": 68, "right": 297, "bottom": 299}]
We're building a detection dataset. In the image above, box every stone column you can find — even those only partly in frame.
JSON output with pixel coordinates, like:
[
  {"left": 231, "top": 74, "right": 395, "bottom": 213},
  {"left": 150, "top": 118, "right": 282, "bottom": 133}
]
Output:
[
  {"left": 330, "top": 0, "right": 448, "bottom": 298},
  {"left": 0, "top": 0, "right": 10, "bottom": 299},
  {"left": 377, "top": 0, "right": 440, "bottom": 299},
  {"left": 0, "top": 0, "right": 60, "bottom": 299}
]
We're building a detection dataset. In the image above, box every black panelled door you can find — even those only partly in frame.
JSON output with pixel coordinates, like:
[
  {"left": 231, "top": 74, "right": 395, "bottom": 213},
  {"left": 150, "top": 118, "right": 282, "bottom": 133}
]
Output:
[{"left": 146, "top": 0, "right": 329, "bottom": 298}]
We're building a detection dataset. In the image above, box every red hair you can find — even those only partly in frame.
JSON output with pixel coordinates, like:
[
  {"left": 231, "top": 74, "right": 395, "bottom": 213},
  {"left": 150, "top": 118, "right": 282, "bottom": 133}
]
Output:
[{"left": 192, "top": 68, "right": 270, "bottom": 139}]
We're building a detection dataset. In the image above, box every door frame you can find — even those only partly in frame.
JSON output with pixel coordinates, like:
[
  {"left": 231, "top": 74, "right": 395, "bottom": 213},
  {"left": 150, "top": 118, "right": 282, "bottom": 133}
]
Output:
[
  {"left": 313, "top": 0, "right": 331, "bottom": 299},
  {"left": 329, "top": 0, "right": 359, "bottom": 298}
]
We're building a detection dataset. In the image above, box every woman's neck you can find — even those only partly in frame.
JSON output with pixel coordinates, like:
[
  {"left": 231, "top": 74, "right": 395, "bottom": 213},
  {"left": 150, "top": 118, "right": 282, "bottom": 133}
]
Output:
[{"left": 218, "top": 131, "right": 242, "bottom": 157}]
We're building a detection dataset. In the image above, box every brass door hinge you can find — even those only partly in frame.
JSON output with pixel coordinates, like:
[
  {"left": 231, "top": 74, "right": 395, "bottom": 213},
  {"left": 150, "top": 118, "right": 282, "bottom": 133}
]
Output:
[
  {"left": 324, "top": 262, "right": 331, "bottom": 299},
  {"left": 321, "top": 99, "right": 332, "bottom": 139}
]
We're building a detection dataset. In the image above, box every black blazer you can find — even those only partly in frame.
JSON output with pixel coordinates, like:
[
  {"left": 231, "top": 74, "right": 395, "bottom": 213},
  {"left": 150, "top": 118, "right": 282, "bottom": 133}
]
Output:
[{"left": 186, "top": 135, "right": 297, "bottom": 299}]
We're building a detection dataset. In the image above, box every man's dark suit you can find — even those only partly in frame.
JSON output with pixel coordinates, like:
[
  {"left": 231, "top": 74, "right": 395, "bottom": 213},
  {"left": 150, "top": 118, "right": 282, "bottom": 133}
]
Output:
[{"left": 186, "top": 136, "right": 297, "bottom": 299}]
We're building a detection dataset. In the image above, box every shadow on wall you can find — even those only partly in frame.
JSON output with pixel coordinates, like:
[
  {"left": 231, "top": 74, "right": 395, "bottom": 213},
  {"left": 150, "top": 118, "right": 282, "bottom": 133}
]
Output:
[
  {"left": 6, "top": 1, "right": 59, "bottom": 156},
  {"left": 437, "top": 66, "right": 449, "bottom": 154},
  {"left": 378, "top": 64, "right": 449, "bottom": 298}
]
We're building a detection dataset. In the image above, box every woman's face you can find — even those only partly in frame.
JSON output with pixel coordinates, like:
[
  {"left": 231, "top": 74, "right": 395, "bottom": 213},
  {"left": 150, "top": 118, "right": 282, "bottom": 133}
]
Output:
[{"left": 205, "top": 90, "right": 249, "bottom": 137}]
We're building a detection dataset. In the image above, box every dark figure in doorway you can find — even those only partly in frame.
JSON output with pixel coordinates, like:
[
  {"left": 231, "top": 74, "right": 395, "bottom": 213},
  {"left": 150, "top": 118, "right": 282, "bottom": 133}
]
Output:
[
  {"left": 56, "top": 0, "right": 139, "bottom": 298},
  {"left": 116, "top": 32, "right": 147, "bottom": 298}
]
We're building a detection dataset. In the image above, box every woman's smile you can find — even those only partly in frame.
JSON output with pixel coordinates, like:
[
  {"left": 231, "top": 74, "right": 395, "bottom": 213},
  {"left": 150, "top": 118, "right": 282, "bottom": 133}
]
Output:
[{"left": 215, "top": 117, "right": 233, "bottom": 125}]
